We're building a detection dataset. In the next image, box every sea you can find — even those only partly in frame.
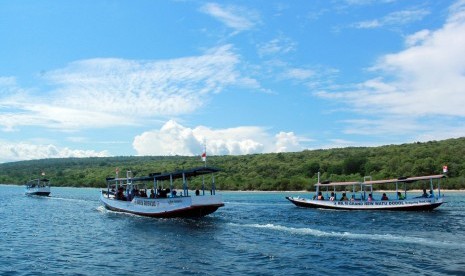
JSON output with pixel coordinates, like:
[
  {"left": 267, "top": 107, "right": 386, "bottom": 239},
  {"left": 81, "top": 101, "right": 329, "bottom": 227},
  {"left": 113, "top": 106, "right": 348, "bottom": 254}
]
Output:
[{"left": 1, "top": 185, "right": 465, "bottom": 276}]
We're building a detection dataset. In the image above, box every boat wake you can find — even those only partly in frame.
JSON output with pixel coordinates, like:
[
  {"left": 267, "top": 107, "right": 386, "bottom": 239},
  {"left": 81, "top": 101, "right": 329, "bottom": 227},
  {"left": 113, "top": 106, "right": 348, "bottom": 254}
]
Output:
[
  {"left": 230, "top": 223, "right": 463, "bottom": 249},
  {"left": 224, "top": 202, "right": 288, "bottom": 207},
  {"left": 48, "top": 197, "right": 89, "bottom": 204}
]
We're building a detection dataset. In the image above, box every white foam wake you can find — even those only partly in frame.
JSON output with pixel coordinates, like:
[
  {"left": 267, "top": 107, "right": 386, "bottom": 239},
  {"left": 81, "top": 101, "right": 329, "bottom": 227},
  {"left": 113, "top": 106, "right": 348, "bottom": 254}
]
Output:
[{"left": 230, "top": 223, "right": 463, "bottom": 249}]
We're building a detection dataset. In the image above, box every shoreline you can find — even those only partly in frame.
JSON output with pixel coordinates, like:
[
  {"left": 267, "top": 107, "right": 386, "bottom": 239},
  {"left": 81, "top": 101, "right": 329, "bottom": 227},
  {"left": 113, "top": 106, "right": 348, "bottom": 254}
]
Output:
[{"left": 2, "top": 184, "right": 465, "bottom": 193}]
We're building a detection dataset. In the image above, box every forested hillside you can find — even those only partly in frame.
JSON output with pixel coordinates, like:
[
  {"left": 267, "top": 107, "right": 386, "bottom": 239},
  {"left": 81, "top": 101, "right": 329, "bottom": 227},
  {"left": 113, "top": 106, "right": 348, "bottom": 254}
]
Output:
[{"left": 1, "top": 138, "right": 465, "bottom": 190}]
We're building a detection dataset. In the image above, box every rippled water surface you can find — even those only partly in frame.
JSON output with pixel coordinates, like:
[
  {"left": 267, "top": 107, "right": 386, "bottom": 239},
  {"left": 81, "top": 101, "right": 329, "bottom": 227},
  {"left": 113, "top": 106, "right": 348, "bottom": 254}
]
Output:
[{"left": 1, "top": 185, "right": 464, "bottom": 275}]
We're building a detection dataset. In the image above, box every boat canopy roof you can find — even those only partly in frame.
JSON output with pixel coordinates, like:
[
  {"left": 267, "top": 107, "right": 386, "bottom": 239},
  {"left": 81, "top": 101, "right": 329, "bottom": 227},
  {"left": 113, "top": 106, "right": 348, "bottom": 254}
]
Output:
[
  {"left": 107, "top": 166, "right": 220, "bottom": 183},
  {"left": 314, "top": 174, "right": 445, "bottom": 187},
  {"left": 152, "top": 166, "right": 220, "bottom": 181},
  {"left": 363, "top": 174, "right": 445, "bottom": 185},
  {"left": 315, "top": 181, "right": 360, "bottom": 187},
  {"left": 28, "top": 178, "right": 50, "bottom": 182}
]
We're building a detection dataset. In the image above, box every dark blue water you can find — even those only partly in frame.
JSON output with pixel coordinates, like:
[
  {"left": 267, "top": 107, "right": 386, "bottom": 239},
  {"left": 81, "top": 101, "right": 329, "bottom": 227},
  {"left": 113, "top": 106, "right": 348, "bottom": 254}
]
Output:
[{"left": 1, "top": 185, "right": 464, "bottom": 275}]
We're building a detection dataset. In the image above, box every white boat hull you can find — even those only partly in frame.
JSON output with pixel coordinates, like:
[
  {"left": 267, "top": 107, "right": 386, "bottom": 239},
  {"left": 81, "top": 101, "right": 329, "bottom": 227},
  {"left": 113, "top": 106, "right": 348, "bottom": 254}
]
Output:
[
  {"left": 286, "top": 196, "right": 444, "bottom": 211},
  {"left": 25, "top": 186, "right": 51, "bottom": 196},
  {"left": 100, "top": 192, "right": 224, "bottom": 218}
]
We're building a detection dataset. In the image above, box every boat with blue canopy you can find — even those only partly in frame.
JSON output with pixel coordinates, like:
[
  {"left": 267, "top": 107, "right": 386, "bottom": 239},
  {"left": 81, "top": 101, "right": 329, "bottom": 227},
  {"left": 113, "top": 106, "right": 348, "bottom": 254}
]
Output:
[
  {"left": 25, "top": 178, "right": 51, "bottom": 196},
  {"left": 286, "top": 174, "right": 446, "bottom": 211},
  {"left": 100, "top": 166, "right": 224, "bottom": 218}
]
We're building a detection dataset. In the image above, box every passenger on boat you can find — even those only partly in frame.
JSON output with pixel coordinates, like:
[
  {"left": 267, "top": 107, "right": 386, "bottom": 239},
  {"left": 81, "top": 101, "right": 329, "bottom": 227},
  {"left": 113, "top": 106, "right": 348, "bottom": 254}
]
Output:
[
  {"left": 116, "top": 187, "right": 126, "bottom": 201},
  {"left": 340, "top": 193, "right": 349, "bottom": 201},
  {"left": 149, "top": 189, "right": 155, "bottom": 198},
  {"left": 350, "top": 195, "right": 356, "bottom": 201},
  {"left": 421, "top": 189, "right": 428, "bottom": 198},
  {"left": 195, "top": 189, "right": 200, "bottom": 196},
  {"left": 429, "top": 190, "right": 434, "bottom": 198},
  {"left": 381, "top": 193, "right": 388, "bottom": 200},
  {"left": 368, "top": 194, "right": 373, "bottom": 202},
  {"left": 397, "top": 192, "right": 405, "bottom": 200},
  {"left": 329, "top": 192, "right": 335, "bottom": 201},
  {"left": 317, "top": 191, "right": 324, "bottom": 200}
]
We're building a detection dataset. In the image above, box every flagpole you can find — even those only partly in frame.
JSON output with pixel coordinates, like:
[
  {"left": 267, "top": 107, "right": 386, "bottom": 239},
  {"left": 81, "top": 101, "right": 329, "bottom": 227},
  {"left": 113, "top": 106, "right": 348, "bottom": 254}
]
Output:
[
  {"left": 202, "top": 140, "right": 207, "bottom": 195},
  {"left": 204, "top": 140, "right": 207, "bottom": 168}
]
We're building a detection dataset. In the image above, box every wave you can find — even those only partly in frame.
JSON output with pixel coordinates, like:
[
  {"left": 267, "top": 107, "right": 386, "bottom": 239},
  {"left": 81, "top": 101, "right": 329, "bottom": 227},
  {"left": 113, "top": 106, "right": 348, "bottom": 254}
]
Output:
[
  {"left": 230, "top": 223, "right": 464, "bottom": 249},
  {"left": 48, "top": 196, "right": 89, "bottom": 203},
  {"left": 224, "top": 202, "right": 288, "bottom": 206}
]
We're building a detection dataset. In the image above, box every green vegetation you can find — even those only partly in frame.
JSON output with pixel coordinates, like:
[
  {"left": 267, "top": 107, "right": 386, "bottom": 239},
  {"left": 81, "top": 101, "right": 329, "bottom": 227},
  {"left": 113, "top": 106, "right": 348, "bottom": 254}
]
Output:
[{"left": 1, "top": 138, "right": 465, "bottom": 190}]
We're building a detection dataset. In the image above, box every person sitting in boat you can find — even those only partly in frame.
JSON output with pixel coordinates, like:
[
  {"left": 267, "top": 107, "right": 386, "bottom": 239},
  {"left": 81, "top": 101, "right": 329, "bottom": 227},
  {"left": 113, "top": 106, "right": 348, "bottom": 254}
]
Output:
[
  {"left": 428, "top": 190, "right": 435, "bottom": 198},
  {"left": 329, "top": 192, "right": 335, "bottom": 201},
  {"left": 149, "top": 189, "right": 155, "bottom": 198},
  {"left": 116, "top": 187, "right": 126, "bottom": 201},
  {"left": 340, "top": 193, "right": 349, "bottom": 201},
  {"left": 317, "top": 191, "right": 324, "bottom": 200},
  {"left": 397, "top": 192, "right": 405, "bottom": 200},
  {"left": 381, "top": 193, "right": 388, "bottom": 200},
  {"left": 367, "top": 194, "right": 373, "bottom": 202},
  {"left": 421, "top": 189, "right": 428, "bottom": 198}
]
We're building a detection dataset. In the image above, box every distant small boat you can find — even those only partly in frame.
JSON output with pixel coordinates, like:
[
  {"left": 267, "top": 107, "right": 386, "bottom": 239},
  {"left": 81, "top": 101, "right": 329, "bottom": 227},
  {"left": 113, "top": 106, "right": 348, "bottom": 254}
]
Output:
[
  {"left": 25, "top": 178, "right": 51, "bottom": 196},
  {"left": 100, "top": 166, "right": 224, "bottom": 218},
  {"left": 286, "top": 174, "right": 446, "bottom": 211}
]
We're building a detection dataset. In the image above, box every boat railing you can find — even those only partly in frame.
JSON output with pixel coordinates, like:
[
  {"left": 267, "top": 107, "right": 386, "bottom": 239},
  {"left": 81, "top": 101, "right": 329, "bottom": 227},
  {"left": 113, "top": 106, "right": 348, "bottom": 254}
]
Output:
[{"left": 311, "top": 174, "right": 445, "bottom": 202}]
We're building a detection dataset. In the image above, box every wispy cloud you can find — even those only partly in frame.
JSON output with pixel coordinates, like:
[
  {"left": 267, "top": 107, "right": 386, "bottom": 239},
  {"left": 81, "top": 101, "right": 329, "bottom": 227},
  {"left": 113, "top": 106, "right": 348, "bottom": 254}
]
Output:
[
  {"left": 317, "top": 0, "right": 465, "bottom": 138},
  {"left": 353, "top": 8, "right": 430, "bottom": 29},
  {"left": 258, "top": 36, "right": 297, "bottom": 57},
  {"left": 0, "top": 45, "right": 257, "bottom": 131},
  {"left": 132, "top": 120, "right": 308, "bottom": 156},
  {"left": 201, "top": 3, "right": 260, "bottom": 32}
]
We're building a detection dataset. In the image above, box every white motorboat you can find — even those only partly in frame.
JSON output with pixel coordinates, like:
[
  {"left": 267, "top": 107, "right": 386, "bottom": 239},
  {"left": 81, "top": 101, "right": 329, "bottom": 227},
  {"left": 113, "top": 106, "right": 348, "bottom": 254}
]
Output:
[
  {"left": 25, "top": 178, "right": 51, "bottom": 196},
  {"left": 286, "top": 174, "right": 446, "bottom": 211},
  {"left": 100, "top": 166, "right": 224, "bottom": 218}
]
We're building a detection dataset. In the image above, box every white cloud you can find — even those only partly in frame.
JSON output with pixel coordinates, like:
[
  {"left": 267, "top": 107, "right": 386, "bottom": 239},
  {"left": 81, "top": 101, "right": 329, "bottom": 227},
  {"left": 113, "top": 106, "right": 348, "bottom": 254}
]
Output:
[
  {"left": 318, "top": 0, "right": 465, "bottom": 121},
  {"left": 283, "top": 68, "right": 315, "bottom": 80},
  {"left": 258, "top": 36, "right": 297, "bottom": 57},
  {"left": 0, "top": 141, "right": 108, "bottom": 163},
  {"left": 132, "top": 120, "right": 307, "bottom": 156},
  {"left": 405, "top": 29, "right": 431, "bottom": 47},
  {"left": 201, "top": 3, "right": 259, "bottom": 32},
  {"left": 275, "top": 132, "right": 305, "bottom": 152},
  {"left": 0, "top": 45, "right": 256, "bottom": 131},
  {"left": 354, "top": 8, "right": 430, "bottom": 29}
]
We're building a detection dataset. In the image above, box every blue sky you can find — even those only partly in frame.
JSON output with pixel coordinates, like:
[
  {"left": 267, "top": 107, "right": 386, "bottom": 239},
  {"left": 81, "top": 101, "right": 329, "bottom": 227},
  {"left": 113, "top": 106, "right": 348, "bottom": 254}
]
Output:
[{"left": 1, "top": 0, "right": 465, "bottom": 163}]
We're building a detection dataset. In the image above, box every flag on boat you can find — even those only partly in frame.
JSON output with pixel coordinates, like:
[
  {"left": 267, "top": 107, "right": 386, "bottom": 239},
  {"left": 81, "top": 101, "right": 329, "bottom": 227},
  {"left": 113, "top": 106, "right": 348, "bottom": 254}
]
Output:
[{"left": 201, "top": 152, "right": 206, "bottom": 162}]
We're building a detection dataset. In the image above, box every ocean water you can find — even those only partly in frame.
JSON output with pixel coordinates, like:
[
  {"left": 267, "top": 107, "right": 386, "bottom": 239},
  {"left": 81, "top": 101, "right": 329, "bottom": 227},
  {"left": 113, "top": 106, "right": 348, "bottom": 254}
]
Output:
[{"left": 1, "top": 185, "right": 464, "bottom": 275}]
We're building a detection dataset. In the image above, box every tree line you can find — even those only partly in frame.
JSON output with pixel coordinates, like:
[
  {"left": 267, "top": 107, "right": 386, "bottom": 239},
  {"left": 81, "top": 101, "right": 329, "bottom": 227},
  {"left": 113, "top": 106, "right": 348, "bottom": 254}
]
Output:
[{"left": 1, "top": 137, "right": 464, "bottom": 190}]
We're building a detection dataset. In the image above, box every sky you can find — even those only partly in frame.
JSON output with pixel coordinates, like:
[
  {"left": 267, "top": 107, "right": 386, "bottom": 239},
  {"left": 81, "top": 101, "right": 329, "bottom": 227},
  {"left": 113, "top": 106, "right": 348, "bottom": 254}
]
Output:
[{"left": 1, "top": 0, "right": 465, "bottom": 163}]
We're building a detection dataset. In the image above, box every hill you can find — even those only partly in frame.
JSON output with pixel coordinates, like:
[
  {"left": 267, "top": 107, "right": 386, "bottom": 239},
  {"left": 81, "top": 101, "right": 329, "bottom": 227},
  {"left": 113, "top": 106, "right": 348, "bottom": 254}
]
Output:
[{"left": 1, "top": 138, "right": 465, "bottom": 190}]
